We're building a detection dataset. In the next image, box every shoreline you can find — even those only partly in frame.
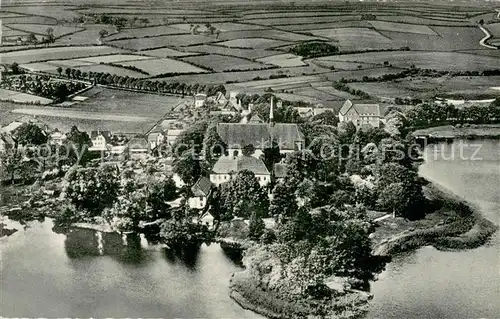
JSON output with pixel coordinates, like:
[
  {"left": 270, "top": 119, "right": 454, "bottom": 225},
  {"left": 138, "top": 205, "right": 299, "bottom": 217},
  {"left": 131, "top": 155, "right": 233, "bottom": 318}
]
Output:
[
  {"left": 228, "top": 180, "right": 498, "bottom": 319},
  {"left": 413, "top": 124, "right": 500, "bottom": 140}
]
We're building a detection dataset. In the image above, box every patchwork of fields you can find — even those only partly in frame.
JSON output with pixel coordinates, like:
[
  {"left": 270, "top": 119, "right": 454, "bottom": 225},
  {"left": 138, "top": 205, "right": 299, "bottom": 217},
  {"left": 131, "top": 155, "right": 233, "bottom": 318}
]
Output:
[{"left": 1, "top": 1, "right": 499, "bottom": 127}]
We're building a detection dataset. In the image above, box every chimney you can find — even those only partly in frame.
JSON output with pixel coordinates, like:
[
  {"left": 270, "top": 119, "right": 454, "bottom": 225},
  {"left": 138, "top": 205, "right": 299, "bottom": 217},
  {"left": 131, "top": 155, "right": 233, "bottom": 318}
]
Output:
[{"left": 269, "top": 97, "right": 274, "bottom": 126}]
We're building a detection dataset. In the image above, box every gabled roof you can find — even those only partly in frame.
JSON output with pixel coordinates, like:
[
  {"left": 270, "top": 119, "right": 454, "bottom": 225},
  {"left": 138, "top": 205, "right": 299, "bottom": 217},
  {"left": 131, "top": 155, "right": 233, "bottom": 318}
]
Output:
[
  {"left": 147, "top": 131, "right": 164, "bottom": 143},
  {"left": 217, "top": 123, "right": 304, "bottom": 150},
  {"left": 212, "top": 156, "right": 270, "bottom": 175},
  {"left": 192, "top": 176, "right": 213, "bottom": 197},
  {"left": 339, "top": 99, "right": 380, "bottom": 117},
  {"left": 91, "top": 130, "right": 111, "bottom": 139},
  {"left": 248, "top": 114, "right": 264, "bottom": 123},
  {"left": 1, "top": 121, "right": 23, "bottom": 133},
  {"left": 0, "top": 133, "right": 15, "bottom": 146},
  {"left": 128, "top": 137, "right": 149, "bottom": 150}
]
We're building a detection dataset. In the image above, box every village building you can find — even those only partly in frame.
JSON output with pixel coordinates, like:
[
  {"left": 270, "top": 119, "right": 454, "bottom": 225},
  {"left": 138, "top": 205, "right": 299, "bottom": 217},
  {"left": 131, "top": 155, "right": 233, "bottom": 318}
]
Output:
[
  {"left": 194, "top": 93, "right": 207, "bottom": 108},
  {"left": 338, "top": 99, "right": 381, "bottom": 129},
  {"left": 210, "top": 155, "right": 271, "bottom": 187},
  {"left": 50, "top": 129, "right": 66, "bottom": 145},
  {"left": 89, "top": 130, "right": 112, "bottom": 152},
  {"left": 217, "top": 98, "right": 304, "bottom": 158},
  {"left": 127, "top": 137, "right": 150, "bottom": 159},
  {"left": 188, "top": 176, "right": 213, "bottom": 209}
]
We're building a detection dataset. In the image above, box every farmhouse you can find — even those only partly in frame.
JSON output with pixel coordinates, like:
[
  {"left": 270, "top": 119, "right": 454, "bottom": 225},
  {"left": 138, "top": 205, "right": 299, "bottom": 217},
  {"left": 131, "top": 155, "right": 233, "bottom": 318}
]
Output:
[
  {"left": 194, "top": 93, "right": 207, "bottom": 108},
  {"left": 188, "top": 176, "right": 213, "bottom": 209},
  {"left": 89, "top": 130, "right": 112, "bottom": 151},
  {"left": 210, "top": 155, "right": 271, "bottom": 187},
  {"left": 50, "top": 129, "right": 66, "bottom": 145},
  {"left": 217, "top": 100, "right": 304, "bottom": 157},
  {"left": 338, "top": 99, "right": 381, "bottom": 129}
]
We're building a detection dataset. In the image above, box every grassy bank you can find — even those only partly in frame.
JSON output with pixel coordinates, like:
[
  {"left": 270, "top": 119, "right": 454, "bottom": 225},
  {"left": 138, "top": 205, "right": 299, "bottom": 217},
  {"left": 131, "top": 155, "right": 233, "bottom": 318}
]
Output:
[
  {"left": 413, "top": 124, "right": 500, "bottom": 139},
  {"left": 372, "top": 182, "right": 498, "bottom": 256}
]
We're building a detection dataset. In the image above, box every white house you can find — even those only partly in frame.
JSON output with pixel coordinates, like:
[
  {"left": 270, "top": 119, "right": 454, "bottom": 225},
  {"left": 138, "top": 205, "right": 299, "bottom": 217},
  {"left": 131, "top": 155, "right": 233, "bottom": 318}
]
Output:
[
  {"left": 50, "top": 130, "right": 66, "bottom": 145},
  {"left": 89, "top": 130, "right": 112, "bottom": 151},
  {"left": 165, "top": 129, "right": 184, "bottom": 145},
  {"left": 194, "top": 93, "right": 207, "bottom": 108},
  {"left": 188, "top": 176, "right": 213, "bottom": 209},
  {"left": 338, "top": 99, "right": 381, "bottom": 129},
  {"left": 210, "top": 155, "right": 271, "bottom": 187},
  {"left": 127, "top": 137, "right": 149, "bottom": 159}
]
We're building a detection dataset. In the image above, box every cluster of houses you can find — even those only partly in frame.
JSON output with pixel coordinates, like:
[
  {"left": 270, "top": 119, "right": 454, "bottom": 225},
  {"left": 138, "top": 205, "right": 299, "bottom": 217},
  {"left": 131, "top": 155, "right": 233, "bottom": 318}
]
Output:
[{"left": 1, "top": 91, "right": 382, "bottom": 214}]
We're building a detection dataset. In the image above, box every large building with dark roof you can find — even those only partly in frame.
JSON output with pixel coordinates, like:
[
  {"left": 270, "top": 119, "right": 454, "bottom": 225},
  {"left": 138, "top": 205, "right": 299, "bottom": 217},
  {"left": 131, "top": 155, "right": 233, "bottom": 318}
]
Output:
[
  {"left": 338, "top": 99, "right": 381, "bottom": 129},
  {"left": 210, "top": 155, "right": 271, "bottom": 186}
]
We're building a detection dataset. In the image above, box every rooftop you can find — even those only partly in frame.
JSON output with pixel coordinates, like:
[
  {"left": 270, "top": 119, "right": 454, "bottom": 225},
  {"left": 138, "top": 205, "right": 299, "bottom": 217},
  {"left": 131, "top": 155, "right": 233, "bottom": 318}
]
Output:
[
  {"left": 212, "top": 156, "right": 270, "bottom": 175},
  {"left": 339, "top": 99, "right": 380, "bottom": 117},
  {"left": 191, "top": 176, "right": 213, "bottom": 197}
]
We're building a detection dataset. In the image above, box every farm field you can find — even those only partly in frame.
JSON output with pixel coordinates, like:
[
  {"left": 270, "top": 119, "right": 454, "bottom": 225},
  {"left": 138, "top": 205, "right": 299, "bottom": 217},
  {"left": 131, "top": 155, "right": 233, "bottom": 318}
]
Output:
[
  {"left": 56, "top": 25, "right": 118, "bottom": 46},
  {"left": 375, "top": 15, "right": 473, "bottom": 26},
  {"left": 70, "top": 87, "right": 187, "bottom": 117},
  {"left": 11, "top": 107, "right": 154, "bottom": 122},
  {"left": 1, "top": 26, "right": 28, "bottom": 37},
  {"left": 139, "top": 47, "right": 199, "bottom": 58},
  {"left": 307, "top": 28, "right": 394, "bottom": 50},
  {"left": 108, "top": 34, "right": 217, "bottom": 50},
  {"left": 0, "top": 88, "right": 53, "bottom": 105},
  {"left": 485, "top": 23, "right": 500, "bottom": 39},
  {"left": 324, "top": 67, "right": 405, "bottom": 82},
  {"left": 310, "top": 59, "right": 381, "bottom": 71},
  {"left": 5, "top": 24, "right": 84, "bottom": 38},
  {"left": 368, "top": 21, "right": 438, "bottom": 35},
  {"left": 243, "top": 15, "right": 363, "bottom": 26},
  {"left": 217, "top": 38, "right": 291, "bottom": 49},
  {"left": 306, "top": 85, "right": 357, "bottom": 100},
  {"left": 0, "top": 46, "right": 129, "bottom": 64},
  {"left": 170, "top": 22, "right": 268, "bottom": 32},
  {"left": 256, "top": 53, "right": 306, "bottom": 67},
  {"left": 182, "top": 44, "right": 277, "bottom": 59},
  {"left": 347, "top": 82, "right": 421, "bottom": 99},
  {"left": 226, "top": 75, "right": 323, "bottom": 91},
  {"left": 74, "top": 54, "right": 154, "bottom": 64},
  {"left": 179, "top": 54, "right": 271, "bottom": 72},
  {"left": 104, "top": 25, "right": 190, "bottom": 41},
  {"left": 277, "top": 21, "right": 372, "bottom": 31},
  {"left": 0, "top": 15, "right": 57, "bottom": 25},
  {"left": 318, "top": 51, "right": 500, "bottom": 71},
  {"left": 71, "top": 64, "right": 150, "bottom": 78},
  {"left": 0, "top": 5, "right": 81, "bottom": 20},
  {"left": 216, "top": 29, "right": 320, "bottom": 42},
  {"left": 114, "top": 58, "right": 208, "bottom": 75}
]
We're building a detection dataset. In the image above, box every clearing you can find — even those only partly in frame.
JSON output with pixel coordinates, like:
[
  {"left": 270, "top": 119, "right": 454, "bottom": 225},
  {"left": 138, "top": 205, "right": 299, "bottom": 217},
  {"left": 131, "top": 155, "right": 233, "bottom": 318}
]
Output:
[
  {"left": 217, "top": 38, "right": 291, "bottom": 49},
  {"left": 0, "top": 46, "right": 129, "bottom": 64},
  {"left": 0, "top": 88, "right": 53, "bottom": 104},
  {"left": 179, "top": 54, "right": 270, "bottom": 72},
  {"left": 318, "top": 51, "right": 500, "bottom": 71},
  {"left": 256, "top": 53, "right": 306, "bottom": 67},
  {"left": 368, "top": 21, "right": 438, "bottom": 35},
  {"left": 114, "top": 58, "right": 208, "bottom": 75}
]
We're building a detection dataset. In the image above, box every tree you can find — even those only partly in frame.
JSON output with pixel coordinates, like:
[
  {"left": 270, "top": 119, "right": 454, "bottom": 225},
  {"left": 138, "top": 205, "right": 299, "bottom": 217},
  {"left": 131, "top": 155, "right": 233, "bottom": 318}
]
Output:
[
  {"left": 261, "top": 138, "right": 282, "bottom": 172},
  {"left": 217, "top": 170, "right": 269, "bottom": 220},
  {"left": 52, "top": 83, "right": 70, "bottom": 103},
  {"left": 27, "top": 32, "right": 37, "bottom": 43},
  {"left": 376, "top": 182, "right": 406, "bottom": 217},
  {"left": 64, "top": 165, "right": 120, "bottom": 217},
  {"left": 147, "top": 176, "right": 178, "bottom": 219},
  {"left": 269, "top": 180, "right": 298, "bottom": 220},
  {"left": 242, "top": 144, "right": 255, "bottom": 157},
  {"left": 15, "top": 123, "right": 47, "bottom": 146},
  {"left": 0, "top": 148, "right": 23, "bottom": 184},
  {"left": 56, "top": 66, "right": 63, "bottom": 76},
  {"left": 248, "top": 212, "right": 265, "bottom": 240},
  {"left": 99, "top": 29, "right": 108, "bottom": 38},
  {"left": 202, "top": 124, "right": 226, "bottom": 166},
  {"left": 65, "top": 68, "right": 71, "bottom": 78},
  {"left": 46, "top": 27, "right": 55, "bottom": 43},
  {"left": 173, "top": 149, "right": 202, "bottom": 186},
  {"left": 10, "top": 62, "right": 20, "bottom": 74},
  {"left": 310, "top": 110, "right": 338, "bottom": 126}
]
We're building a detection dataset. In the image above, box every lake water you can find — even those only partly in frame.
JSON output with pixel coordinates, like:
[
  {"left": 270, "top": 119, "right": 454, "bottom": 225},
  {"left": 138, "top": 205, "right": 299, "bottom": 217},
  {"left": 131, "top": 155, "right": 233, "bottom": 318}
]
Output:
[
  {"left": 0, "top": 221, "right": 261, "bottom": 318},
  {"left": 368, "top": 139, "right": 500, "bottom": 319},
  {"left": 1, "top": 139, "right": 498, "bottom": 318}
]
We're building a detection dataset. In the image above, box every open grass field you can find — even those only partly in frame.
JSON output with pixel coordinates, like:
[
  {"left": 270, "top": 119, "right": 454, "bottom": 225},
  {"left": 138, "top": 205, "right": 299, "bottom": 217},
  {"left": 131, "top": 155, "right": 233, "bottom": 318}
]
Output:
[
  {"left": 368, "top": 21, "right": 438, "bottom": 35},
  {"left": 217, "top": 38, "right": 291, "bottom": 49},
  {"left": 179, "top": 54, "right": 270, "bottom": 72},
  {"left": 306, "top": 85, "right": 357, "bottom": 100},
  {"left": 0, "top": 15, "right": 57, "bottom": 25},
  {"left": 310, "top": 58, "right": 381, "bottom": 71},
  {"left": 109, "top": 34, "right": 217, "bottom": 50},
  {"left": 5, "top": 24, "right": 84, "bottom": 38},
  {"left": 226, "top": 75, "right": 323, "bottom": 91},
  {"left": 347, "top": 82, "right": 420, "bottom": 99},
  {"left": 170, "top": 22, "right": 268, "bottom": 32},
  {"left": 216, "top": 29, "right": 320, "bottom": 42},
  {"left": 182, "top": 44, "right": 277, "bottom": 59},
  {"left": 277, "top": 21, "right": 372, "bottom": 31},
  {"left": 318, "top": 51, "right": 500, "bottom": 72},
  {"left": 0, "top": 88, "right": 53, "bottom": 105},
  {"left": 104, "top": 26, "right": 190, "bottom": 41},
  {"left": 308, "top": 28, "right": 394, "bottom": 50},
  {"left": 256, "top": 53, "right": 306, "bottom": 67},
  {"left": 243, "top": 15, "right": 362, "bottom": 26},
  {"left": 11, "top": 107, "right": 154, "bottom": 122},
  {"left": 375, "top": 15, "right": 472, "bottom": 26},
  {"left": 324, "top": 67, "right": 405, "bottom": 82},
  {"left": 485, "top": 23, "right": 500, "bottom": 40},
  {"left": 0, "top": 46, "right": 129, "bottom": 64},
  {"left": 56, "top": 25, "right": 118, "bottom": 46},
  {"left": 0, "top": 12, "right": 26, "bottom": 18},
  {"left": 115, "top": 57, "right": 208, "bottom": 75},
  {"left": 74, "top": 54, "right": 153, "bottom": 64},
  {"left": 70, "top": 87, "right": 186, "bottom": 117},
  {"left": 0, "top": 5, "right": 81, "bottom": 20},
  {"left": 1, "top": 26, "right": 28, "bottom": 37},
  {"left": 139, "top": 47, "right": 199, "bottom": 58}
]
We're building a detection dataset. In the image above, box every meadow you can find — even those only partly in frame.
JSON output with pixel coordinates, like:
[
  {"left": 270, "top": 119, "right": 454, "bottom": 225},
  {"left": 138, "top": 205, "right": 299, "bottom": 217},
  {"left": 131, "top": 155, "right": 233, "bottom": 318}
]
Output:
[
  {"left": 183, "top": 44, "right": 277, "bottom": 59},
  {"left": 307, "top": 28, "right": 394, "bottom": 50},
  {"left": 179, "top": 54, "right": 271, "bottom": 72},
  {"left": 6, "top": 24, "right": 84, "bottom": 38},
  {"left": 0, "top": 88, "right": 53, "bottom": 105},
  {"left": 256, "top": 54, "right": 306, "bottom": 67},
  {"left": 139, "top": 47, "right": 200, "bottom": 58},
  {"left": 75, "top": 54, "right": 153, "bottom": 64},
  {"left": 114, "top": 58, "right": 209, "bottom": 75},
  {"left": 103, "top": 26, "right": 191, "bottom": 41},
  {"left": 1, "top": 46, "right": 129, "bottom": 64},
  {"left": 368, "top": 21, "right": 438, "bottom": 35},
  {"left": 217, "top": 38, "right": 291, "bottom": 49},
  {"left": 108, "top": 34, "right": 217, "bottom": 50}
]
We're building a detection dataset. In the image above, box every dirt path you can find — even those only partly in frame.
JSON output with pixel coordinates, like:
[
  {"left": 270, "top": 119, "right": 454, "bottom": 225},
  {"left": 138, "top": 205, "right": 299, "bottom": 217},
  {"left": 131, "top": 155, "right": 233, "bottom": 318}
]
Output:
[{"left": 479, "top": 26, "right": 497, "bottom": 49}]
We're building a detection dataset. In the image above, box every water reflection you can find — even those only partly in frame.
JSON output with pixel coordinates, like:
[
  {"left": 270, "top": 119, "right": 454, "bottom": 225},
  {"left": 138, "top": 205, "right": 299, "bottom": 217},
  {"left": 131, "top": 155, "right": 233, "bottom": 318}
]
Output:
[{"left": 162, "top": 245, "right": 200, "bottom": 270}]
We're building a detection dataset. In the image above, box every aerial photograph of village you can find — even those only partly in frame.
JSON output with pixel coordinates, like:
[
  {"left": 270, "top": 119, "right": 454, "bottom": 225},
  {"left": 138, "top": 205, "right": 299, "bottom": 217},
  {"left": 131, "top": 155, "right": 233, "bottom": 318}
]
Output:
[{"left": 0, "top": 0, "right": 499, "bottom": 318}]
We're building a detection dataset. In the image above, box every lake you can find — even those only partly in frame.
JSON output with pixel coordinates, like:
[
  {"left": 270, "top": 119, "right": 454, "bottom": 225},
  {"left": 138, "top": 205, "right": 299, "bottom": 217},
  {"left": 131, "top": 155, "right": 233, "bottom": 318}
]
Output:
[
  {"left": 368, "top": 139, "right": 500, "bottom": 319},
  {"left": 1, "top": 139, "right": 498, "bottom": 318},
  {"left": 0, "top": 220, "right": 261, "bottom": 318}
]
